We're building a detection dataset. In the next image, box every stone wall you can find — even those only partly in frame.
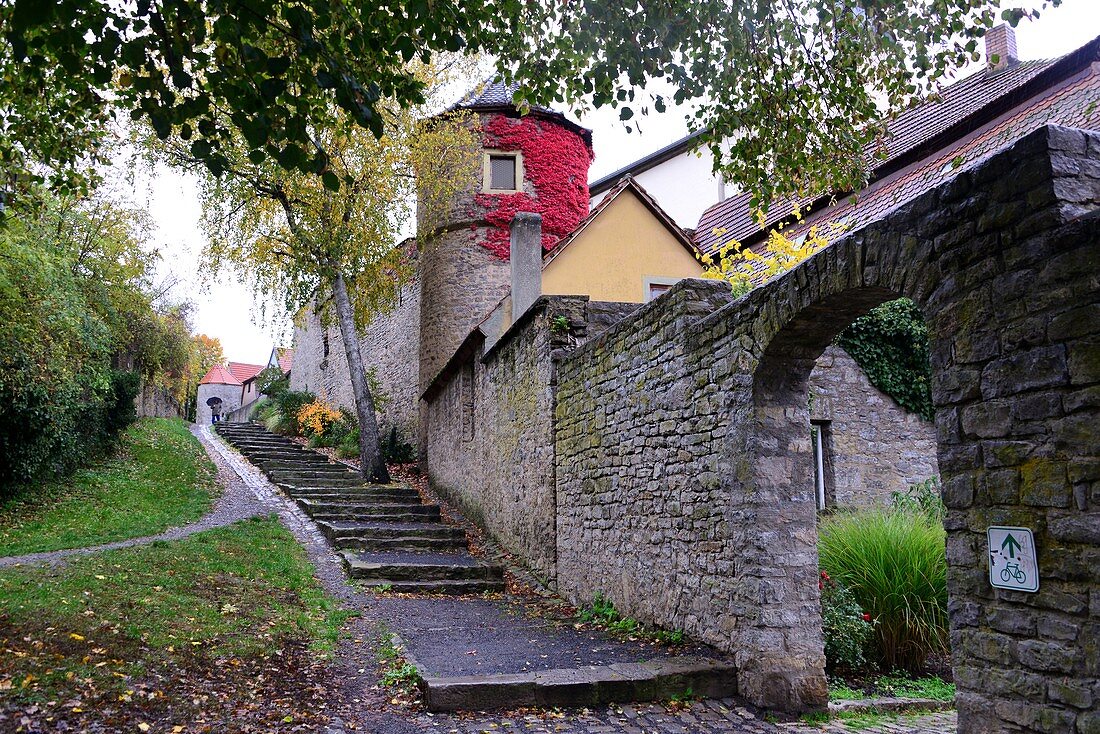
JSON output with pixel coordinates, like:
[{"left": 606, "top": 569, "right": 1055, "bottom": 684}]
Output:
[
  {"left": 424, "top": 296, "right": 591, "bottom": 582},
  {"left": 134, "top": 380, "right": 182, "bottom": 419},
  {"left": 553, "top": 125, "right": 1100, "bottom": 725},
  {"left": 809, "top": 345, "right": 939, "bottom": 507},
  {"left": 196, "top": 383, "right": 241, "bottom": 425},
  {"left": 290, "top": 280, "right": 421, "bottom": 444}
]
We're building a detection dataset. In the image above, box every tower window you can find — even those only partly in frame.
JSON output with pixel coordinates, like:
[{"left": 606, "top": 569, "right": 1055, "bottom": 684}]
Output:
[{"left": 483, "top": 150, "right": 523, "bottom": 193}]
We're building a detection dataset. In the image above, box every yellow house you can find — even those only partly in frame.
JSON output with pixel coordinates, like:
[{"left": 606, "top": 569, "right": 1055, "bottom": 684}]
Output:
[{"left": 541, "top": 176, "right": 704, "bottom": 303}]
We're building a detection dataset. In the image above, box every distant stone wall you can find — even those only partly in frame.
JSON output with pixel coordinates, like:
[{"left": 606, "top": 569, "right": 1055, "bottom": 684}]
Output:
[
  {"left": 809, "top": 345, "right": 939, "bottom": 507},
  {"left": 290, "top": 280, "right": 421, "bottom": 444},
  {"left": 423, "top": 296, "right": 591, "bottom": 582},
  {"left": 134, "top": 380, "right": 182, "bottom": 419}
]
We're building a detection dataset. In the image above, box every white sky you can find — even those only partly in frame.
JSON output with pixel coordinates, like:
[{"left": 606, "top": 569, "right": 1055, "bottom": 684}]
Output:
[{"left": 131, "top": 0, "right": 1100, "bottom": 364}]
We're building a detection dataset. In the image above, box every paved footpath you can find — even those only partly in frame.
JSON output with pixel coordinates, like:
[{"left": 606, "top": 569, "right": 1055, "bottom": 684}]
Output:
[{"left": 198, "top": 427, "right": 957, "bottom": 734}]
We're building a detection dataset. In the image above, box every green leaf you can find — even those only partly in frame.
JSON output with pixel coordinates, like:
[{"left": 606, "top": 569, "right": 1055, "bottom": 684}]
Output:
[{"left": 322, "top": 171, "right": 340, "bottom": 192}]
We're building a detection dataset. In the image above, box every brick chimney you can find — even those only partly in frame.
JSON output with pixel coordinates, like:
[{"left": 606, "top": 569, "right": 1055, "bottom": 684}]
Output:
[{"left": 986, "top": 24, "right": 1019, "bottom": 71}]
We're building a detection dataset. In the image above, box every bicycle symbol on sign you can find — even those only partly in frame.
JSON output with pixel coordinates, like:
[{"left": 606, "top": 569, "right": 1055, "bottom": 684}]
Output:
[{"left": 1000, "top": 561, "right": 1026, "bottom": 585}]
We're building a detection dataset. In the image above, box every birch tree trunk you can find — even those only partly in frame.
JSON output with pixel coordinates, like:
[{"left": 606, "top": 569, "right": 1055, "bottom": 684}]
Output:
[{"left": 331, "top": 269, "right": 390, "bottom": 483}]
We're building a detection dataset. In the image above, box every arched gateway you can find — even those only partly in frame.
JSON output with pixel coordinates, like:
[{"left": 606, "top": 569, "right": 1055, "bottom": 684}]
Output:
[{"left": 553, "top": 125, "right": 1099, "bottom": 732}]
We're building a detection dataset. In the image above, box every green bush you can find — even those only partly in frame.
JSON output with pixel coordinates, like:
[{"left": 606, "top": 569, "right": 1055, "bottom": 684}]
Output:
[
  {"left": 261, "top": 390, "right": 315, "bottom": 435},
  {"left": 892, "top": 476, "right": 945, "bottom": 522},
  {"left": 820, "top": 571, "right": 874, "bottom": 671},
  {"left": 818, "top": 508, "right": 948, "bottom": 671},
  {"left": 382, "top": 424, "right": 416, "bottom": 464},
  {"left": 838, "top": 298, "right": 933, "bottom": 420}
]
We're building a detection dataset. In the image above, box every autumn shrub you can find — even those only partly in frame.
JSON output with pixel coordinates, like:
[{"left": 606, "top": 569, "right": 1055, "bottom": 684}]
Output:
[
  {"left": 261, "top": 390, "right": 315, "bottom": 435},
  {"left": 296, "top": 399, "right": 341, "bottom": 444},
  {"left": 818, "top": 508, "right": 948, "bottom": 672}
]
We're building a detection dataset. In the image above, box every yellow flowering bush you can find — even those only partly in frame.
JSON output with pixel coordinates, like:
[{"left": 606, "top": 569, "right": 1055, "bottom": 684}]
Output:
[
  {"left": 698, "top": 215, "right": 846, "bottom": 297},
  {"left": 296, "top": 399, "right": 342, "bottom": 438}
]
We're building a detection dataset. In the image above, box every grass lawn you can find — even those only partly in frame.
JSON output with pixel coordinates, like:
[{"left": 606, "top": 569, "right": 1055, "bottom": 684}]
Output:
[
  {"left": 0, "top": 418, "right": 218, "bottom": 556},
  {"left": 829, "top": 672, "right": 955, "bottom": 702},
  {"left": 0, "top": 515, "right": 350, "bottom": 730}
]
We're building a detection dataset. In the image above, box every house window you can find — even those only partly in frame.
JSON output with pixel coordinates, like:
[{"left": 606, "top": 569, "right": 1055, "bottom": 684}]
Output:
[
  {"left": 811, "top": 420, "right": 832, "bottom": 510},
  {"left": 644, "top": 277, "right": 679, "bottom": 302},
  {"left": 482, "top": 150, "right": 523, "bottom": 193}
]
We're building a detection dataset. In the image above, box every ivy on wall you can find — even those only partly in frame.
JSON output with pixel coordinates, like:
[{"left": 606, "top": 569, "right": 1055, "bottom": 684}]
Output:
[
  {"left": 838, "top": 298, "right": 934, "bottom": 421},
  {"left": 472, "top": 114, "right": 592, "bottom": 259}
]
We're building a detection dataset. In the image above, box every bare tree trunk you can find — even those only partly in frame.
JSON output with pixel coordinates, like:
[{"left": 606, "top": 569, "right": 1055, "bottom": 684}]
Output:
[{"left": 331, "top": 270, "right": 390, "bottom": 483}]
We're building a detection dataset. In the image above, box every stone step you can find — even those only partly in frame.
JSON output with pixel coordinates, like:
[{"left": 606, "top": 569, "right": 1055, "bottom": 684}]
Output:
[
  {"left": 271, "top": 476, "right": 376, "bottom": 488},
  {"left": 298, "top": 500, "right": 441, "bottom": 521},
  {"left": 253, "top": 459, "right": 339, "bottom": 471},
  {"left": 319, "top": 520, "right": 465, "bottom": 542},
  {"left": 420, "top": 656, "right": 737, "bottom": 712},
  {"left": 235, "top": 444, "right": 317, "bottom": 455},
  {"left": 265, "top": 469, "right": 359, "bottom": 481},
  {"left": 334, "top": 534, "right": 469, "bottom": 552},
  {"left": 247, "top": 453, "right": 332, "bottom": 464},
  {"left": 357, "top": 578, "right": 505, "bottom": 594},
  {"left": 342, "top": 551, "right": 504, "bottom": 582},
  {"left": 283, "top": 484, "right": 420, "bottom": 501}
]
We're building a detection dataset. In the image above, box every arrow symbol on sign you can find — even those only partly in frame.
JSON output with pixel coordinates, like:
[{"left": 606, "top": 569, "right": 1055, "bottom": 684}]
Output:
[{"left": 1002, "top": 534, "right": 1022, "bottom": 559}]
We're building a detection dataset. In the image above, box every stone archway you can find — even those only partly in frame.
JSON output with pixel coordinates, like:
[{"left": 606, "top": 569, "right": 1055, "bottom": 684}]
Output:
[
  {"left": 554, "top": 125, "right": 1098, "bottom": 731},
  {"left": 729, "top": 125, "right": 1100, "bottom": 732}
]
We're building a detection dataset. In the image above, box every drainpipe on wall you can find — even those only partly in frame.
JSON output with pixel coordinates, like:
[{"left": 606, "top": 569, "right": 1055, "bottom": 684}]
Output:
[{"left": 510, "top": 212, "right": 543, "bottom": 318}]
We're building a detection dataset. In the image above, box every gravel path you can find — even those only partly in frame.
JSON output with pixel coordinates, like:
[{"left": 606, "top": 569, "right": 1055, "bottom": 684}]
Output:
[{"left": 0, "top": 425, "right": 269, "bottom": 568}]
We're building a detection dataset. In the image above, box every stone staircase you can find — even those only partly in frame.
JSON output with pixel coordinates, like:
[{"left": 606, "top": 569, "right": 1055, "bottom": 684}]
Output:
[{"left": 214, "top": 422, "right": 505, "bottom": 594}]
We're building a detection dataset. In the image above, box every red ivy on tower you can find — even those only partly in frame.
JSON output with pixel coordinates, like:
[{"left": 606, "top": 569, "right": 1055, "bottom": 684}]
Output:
[{"left": 472, "top": 114, "right": 593, "bottom": 259}]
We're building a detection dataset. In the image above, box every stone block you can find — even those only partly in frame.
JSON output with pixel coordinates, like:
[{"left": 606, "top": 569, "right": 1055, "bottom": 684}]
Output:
[
  {"left": 1047, "top": 680, "right": 1092, "bottom": 709},
  {"left": 423, "top": 673, "right": 537, "bottom": 712},
  {"left": 1018, "top": 639, "right": 1080, "bottom": 674}
]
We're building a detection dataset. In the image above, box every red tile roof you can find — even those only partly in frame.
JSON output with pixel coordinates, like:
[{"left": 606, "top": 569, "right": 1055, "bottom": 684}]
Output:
[
  {"left": 227, "top": 362, "right": 265, "bottom": 383},
  {"left": 785, "top": 67, "right": 1100, "bottom": 248},
  {"left": 199, "top": 364, "right": 242, "bottom": 386},
  {"left": 694, "top": 34, "right": 1100, "bottom": 256},
  {"left": 276, "top": 348, "right": 293, "bottom": 374}
]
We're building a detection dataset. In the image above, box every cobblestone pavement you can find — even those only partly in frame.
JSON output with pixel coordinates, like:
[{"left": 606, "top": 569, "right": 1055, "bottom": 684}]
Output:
[
  {"left": 200, "top": 429, "right": 958, "bottom": 734},
  {"left": 0, "top": 425, "right": 269, "bottom": 568},
  {"left": 338, "top": 702, "right": 956, "bottom": 734}
]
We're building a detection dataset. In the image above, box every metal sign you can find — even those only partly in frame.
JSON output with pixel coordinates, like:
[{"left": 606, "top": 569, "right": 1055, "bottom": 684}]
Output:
[{"left": 987, "top": 526, "right": 1039, "bottom": 592}]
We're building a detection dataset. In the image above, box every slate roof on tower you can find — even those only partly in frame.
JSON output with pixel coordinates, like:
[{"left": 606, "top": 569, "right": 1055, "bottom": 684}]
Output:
[
  {"left": 693, "top": 32, "right": 1100, "bottom": 256},
  {"left": 454, "top": 79, "right": 593, "bottom": 148},
  {"left": 199, "top": 364, "right": 242, "bottom": 386}
]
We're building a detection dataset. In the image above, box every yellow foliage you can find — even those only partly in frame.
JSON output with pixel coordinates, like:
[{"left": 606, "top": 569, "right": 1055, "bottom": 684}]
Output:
[
  {"left": 697, "top": 219, "right": 848, "bottom": 296},
  {"left": 297, "top": 400, "right": 342, "bottom": 438}
]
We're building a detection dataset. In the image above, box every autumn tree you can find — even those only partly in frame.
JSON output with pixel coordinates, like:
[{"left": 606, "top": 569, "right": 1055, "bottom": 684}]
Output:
[
  {"left": 1, "top": 0, "right": 1057, "bottom": 217},
  {"left": 158, "top": 65, "right": 481, "bottom": 482}
]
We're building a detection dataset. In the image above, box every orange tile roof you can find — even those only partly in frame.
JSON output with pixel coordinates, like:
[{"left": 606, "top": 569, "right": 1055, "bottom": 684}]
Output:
[
  {"left": 227, "top": 362, "right": 265, "bottom": 383},
  {"left": 199, "top": 364, "right": 242, "bottom": 386}
]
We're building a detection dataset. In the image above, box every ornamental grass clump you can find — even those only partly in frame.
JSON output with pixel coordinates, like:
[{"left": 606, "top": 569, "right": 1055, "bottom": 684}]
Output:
[{"left": 818, "top": 508, "right": 948, "bottom": 672}]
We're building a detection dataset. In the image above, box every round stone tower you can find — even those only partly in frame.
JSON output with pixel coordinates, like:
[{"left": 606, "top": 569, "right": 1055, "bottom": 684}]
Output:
[{"left": 417, "top": 80, "right": 594, "bottom": 395}]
